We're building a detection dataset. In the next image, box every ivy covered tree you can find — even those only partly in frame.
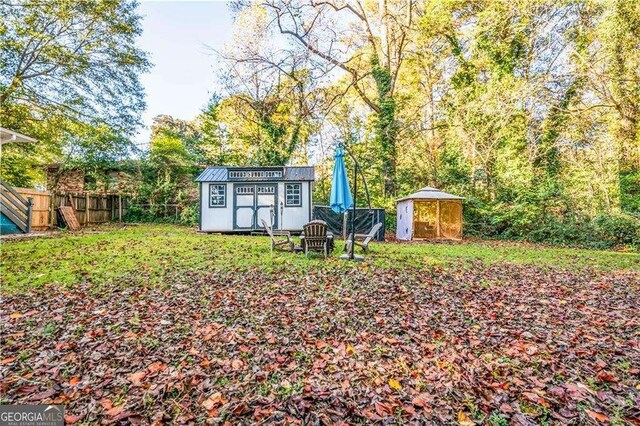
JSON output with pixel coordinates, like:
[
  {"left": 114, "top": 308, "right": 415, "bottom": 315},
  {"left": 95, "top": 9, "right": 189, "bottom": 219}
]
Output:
[
  {"left": 210, "top": 3, "right": 318, "bottom": 167},
  {"left": 263, "top": 0, "right": 417, "bottom": 198}
]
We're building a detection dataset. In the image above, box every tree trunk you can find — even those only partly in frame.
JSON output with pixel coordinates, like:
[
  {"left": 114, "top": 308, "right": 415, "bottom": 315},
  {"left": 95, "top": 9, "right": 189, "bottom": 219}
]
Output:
[{"left": 371, "top": 55, "right": 398, "bottom": 199}]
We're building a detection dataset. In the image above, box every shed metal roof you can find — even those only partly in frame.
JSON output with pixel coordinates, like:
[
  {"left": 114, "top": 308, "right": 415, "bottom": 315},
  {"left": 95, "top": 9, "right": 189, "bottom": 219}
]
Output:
[
  {"left": 396, "top": 186, "right": 464, "bottom": 202},
  {"left": 285, "top": 166, "right": 315, "bottom": 181},
  {"left": 196, "top": 167, "right": 227, "bottom": 182},
  {"left": 195, "top": 166, "right": 314, "bottom": 182}
]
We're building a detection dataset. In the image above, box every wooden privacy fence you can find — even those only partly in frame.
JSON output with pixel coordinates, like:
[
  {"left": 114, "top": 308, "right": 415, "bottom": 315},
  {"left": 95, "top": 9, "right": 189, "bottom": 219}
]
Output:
[
  {"left": 14, "top": 187, "right": 49, "bottom": 231},
  {"left": 13, "top": 189, "right": 130, "bottom": 230},
  {"left": 53, "top": 192, "right": 130, "bottom": 227}
]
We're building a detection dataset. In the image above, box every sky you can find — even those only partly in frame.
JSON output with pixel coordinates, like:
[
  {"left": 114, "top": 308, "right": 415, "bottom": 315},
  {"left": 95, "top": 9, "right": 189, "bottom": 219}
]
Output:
[{"left": 135, "top": 1, "right": 234, "bottom": 147}]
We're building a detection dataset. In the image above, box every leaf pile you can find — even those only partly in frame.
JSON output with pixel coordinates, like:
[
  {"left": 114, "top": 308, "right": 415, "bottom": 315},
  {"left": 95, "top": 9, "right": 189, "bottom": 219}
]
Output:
[{"left": 1, "top": 263, "right": 639, "bottom": 424}]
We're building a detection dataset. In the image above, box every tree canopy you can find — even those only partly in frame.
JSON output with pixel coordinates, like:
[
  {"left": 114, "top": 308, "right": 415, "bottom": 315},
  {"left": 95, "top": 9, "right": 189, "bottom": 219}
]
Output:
[
  {"left": 1, "top": 0, "right": 637, "bottom": 247},
  {"left": 0, "top": 0, "right": 149, "bottom": 184},
  {"left": 192, "top": 0, "right": 639, "bottom": 245}
]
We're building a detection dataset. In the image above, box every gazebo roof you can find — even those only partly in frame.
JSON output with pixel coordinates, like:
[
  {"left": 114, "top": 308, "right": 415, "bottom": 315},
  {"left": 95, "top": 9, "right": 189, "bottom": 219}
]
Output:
[{"left": 396, "top": 186, "right": 464, "bottom": 202}]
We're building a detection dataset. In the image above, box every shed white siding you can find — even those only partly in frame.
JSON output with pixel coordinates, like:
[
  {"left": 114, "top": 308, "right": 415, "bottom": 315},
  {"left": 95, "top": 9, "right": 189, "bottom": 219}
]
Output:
[
  {"left": 277, "top": 182, "right": 312, "bottom": 230},
  {"left": 200, "top": 182, "right": 234, "bottom": 232},
  {"left": 199, "top": 181, "right": 312, "bottom": 232},
  {"left": 396, "top": 199, "right": 413, "bottom": 240},
  {"left": 197, "top": 166, "right": 314, "bottom": 233}
]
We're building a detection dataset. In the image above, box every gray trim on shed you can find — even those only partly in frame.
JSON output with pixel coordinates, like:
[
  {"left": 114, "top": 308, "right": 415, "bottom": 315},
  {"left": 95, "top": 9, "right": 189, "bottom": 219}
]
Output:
[
  {"left": 232, "top": 183, "right": 279, "bottom": 230},
  {"left": 198, "top": 182, "right": 202, "bottom": 231}
]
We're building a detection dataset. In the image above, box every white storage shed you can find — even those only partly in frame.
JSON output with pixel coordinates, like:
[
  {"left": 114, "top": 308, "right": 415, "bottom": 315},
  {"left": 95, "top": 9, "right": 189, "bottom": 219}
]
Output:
[
  {"left": 396, "top": 186, "right": 464, "bottom": 240},
  {"left": 196, "top": 166, "right": 314, "bottom": 233}
]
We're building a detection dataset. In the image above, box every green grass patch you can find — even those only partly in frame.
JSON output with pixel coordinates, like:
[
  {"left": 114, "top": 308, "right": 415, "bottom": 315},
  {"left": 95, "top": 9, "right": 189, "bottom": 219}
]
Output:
[{"left": 1, "top": 224, "right": 637, "bottom": 293}]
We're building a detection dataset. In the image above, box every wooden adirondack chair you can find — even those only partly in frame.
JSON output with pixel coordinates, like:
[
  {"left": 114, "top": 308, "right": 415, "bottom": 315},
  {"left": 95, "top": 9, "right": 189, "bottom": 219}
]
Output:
[
  {"left": 261, "top": 219, "right": 294, "bottom": 251},
  {"left": 345, "top": 222, "right": 383, "bottom": 254},
  {"left": 302, "top": 220, "right": 329, "bottom": 258}
]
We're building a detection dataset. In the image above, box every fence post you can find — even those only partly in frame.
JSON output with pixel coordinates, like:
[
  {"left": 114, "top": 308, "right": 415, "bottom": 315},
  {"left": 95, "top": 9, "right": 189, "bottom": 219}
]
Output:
[
  {"left": 118, "top": 195, "right": 122, "bottom": 221},
  {"left": 85, "top": 192, "right": 90, "bottom": 225},
  {"left": 26, "top": 197, "right": 33, "bottom": 233},
  {"left": 49, "top": 193, "right": 55, "bottom": 228}
]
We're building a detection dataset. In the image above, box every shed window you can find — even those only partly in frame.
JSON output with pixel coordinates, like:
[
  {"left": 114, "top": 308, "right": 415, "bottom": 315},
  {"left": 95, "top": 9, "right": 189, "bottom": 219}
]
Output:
[
  {"left": 285, "top": 183, "right": 302, "bottom": 207},
  {"left": 235, "top": 186, "right": 254, "bottom": 194},
  {"left": 229, "top": 170, "right": 283, "bottom": 179},
  {"left": 210, "top": 184, "right": 226, "bottom": 207},
  {"left": 257, "top": 186, "right": 275, "bottom": 194}
]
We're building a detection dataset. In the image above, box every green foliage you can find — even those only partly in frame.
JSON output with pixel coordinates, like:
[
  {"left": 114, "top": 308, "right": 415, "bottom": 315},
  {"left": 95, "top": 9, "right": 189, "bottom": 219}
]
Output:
[
  {"left": 150, "top": 115, "right": 202, "bottom": 161},
  {"left": 371, "top": 54, "right": 398, "bottom": 197},
  {"left": 136, "top": 132, "right": 197, "bottom": 205},
  {"left": 123, "top": 204, "right": 197, "bottom": 226},
  {"left": 0, "top": 0, "right": 149, "bottom": 131},
  {"left": 179, "top": 204, "right": 199, "bottom": 226},
  {"left": 0, "top": 144, "right": 42, "bottom": 187},
  {"left": 0, "top": 0, "right": 149, "bottom": 187},
  {"left": 197, "top": 94, "right": 229, "bottom": 165},
  {"left": 149, "top": 135, "right": 195, "bottom": 178},
  {"left": 590, "top": 214, "right": 640, "bottom": 248},
  {"left": 464, "top": 199, "right": 639, "bottom": 250},
  {"left": 204, "top": 89, "right": 312, "bottom": 167},
  {"left": 123, "top": 206, "right": 158, "bottom": 224},
  {"left": 117, "top": 118, "right": 202, "bottom": 224},
  {"left": 620, "top": 170, "right": 640, "bottom": 214},
  {"left": 3, "top": 0, "right": 637, "bottom": 253},
  {"left": 385, "top": 211, "right": 397, "bottom": 234}
]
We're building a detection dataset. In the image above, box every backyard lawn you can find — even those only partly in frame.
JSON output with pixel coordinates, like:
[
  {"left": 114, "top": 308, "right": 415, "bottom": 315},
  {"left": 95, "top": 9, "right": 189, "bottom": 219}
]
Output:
[{"left": 1, "top": 224, "right": 639, "bottom": 424}]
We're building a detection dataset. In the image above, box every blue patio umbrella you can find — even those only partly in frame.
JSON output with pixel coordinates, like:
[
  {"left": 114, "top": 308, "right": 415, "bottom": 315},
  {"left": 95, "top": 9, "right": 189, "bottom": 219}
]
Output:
[{"left": 330, "top": 147, "right": 354, "bottom": 214}]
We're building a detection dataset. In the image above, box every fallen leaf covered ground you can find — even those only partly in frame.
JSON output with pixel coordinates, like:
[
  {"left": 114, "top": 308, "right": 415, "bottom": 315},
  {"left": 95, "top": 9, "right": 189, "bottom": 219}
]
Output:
[{"left": 1, "top": 226, "right": 639, "bottom": 424}]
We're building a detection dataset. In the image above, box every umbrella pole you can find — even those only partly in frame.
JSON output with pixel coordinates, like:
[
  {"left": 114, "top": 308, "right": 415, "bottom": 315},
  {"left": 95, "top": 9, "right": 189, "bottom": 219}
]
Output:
[
  {"left": 342, "top": 212, "right": 347, "bottom": 239},
  {"left": 339, "top": 142, "right": 365, "bottom": 262},
  {"left": 350, "top": 161, "right": 357, "bottom": 260}
]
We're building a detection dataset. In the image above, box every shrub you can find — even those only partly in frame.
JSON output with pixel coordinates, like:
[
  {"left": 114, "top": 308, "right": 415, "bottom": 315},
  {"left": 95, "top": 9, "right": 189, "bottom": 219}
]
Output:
[
  {"left": 179, "top": 204, "right": 198, "bottom": 226},
  {"left": 123, "top": 205, "right": 154, "bottom": 223},
  {"left": 591, "top": 213, "right": 640, "bottom": 249},
  {"left": 385, "top": 211, "right": 397, "bottom": 233},
  {"left": 462, "top": 198, "right": 639, "bottom": 250},
  {"left": 124, "top": 203, "right": 198, "bottom": 226}
]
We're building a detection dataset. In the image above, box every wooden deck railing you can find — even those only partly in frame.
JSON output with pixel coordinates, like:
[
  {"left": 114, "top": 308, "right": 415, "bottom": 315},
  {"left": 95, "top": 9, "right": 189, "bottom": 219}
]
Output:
[{"left": 0, "top": 179, "right": 32, "bottom": 233}]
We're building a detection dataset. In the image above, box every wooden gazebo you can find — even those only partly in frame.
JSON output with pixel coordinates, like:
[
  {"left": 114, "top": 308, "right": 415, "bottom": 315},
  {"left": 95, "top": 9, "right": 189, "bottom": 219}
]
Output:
[{"left": 396, "top": 187, "right": 463, "bottom": 240}]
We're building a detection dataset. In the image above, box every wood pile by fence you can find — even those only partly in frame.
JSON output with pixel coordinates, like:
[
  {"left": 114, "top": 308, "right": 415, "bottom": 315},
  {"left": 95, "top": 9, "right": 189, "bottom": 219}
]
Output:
[{"left": 13, "top": 188, "right": 130, "bottom": 230}]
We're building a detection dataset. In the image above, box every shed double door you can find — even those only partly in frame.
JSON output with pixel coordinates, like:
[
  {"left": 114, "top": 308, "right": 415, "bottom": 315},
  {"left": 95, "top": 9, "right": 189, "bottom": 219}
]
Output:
[{"left": 233, "top": 184, "right": 278, "bottom": 230}]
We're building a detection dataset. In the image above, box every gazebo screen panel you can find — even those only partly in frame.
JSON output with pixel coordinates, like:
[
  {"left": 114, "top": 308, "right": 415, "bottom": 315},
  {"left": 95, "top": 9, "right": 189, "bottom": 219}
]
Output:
[
  {"left": 413, "top": 201, "right": 437, "bottom": 238},
  {"left": 440, "top": 200, "right": 462, "bottom": 239}
]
